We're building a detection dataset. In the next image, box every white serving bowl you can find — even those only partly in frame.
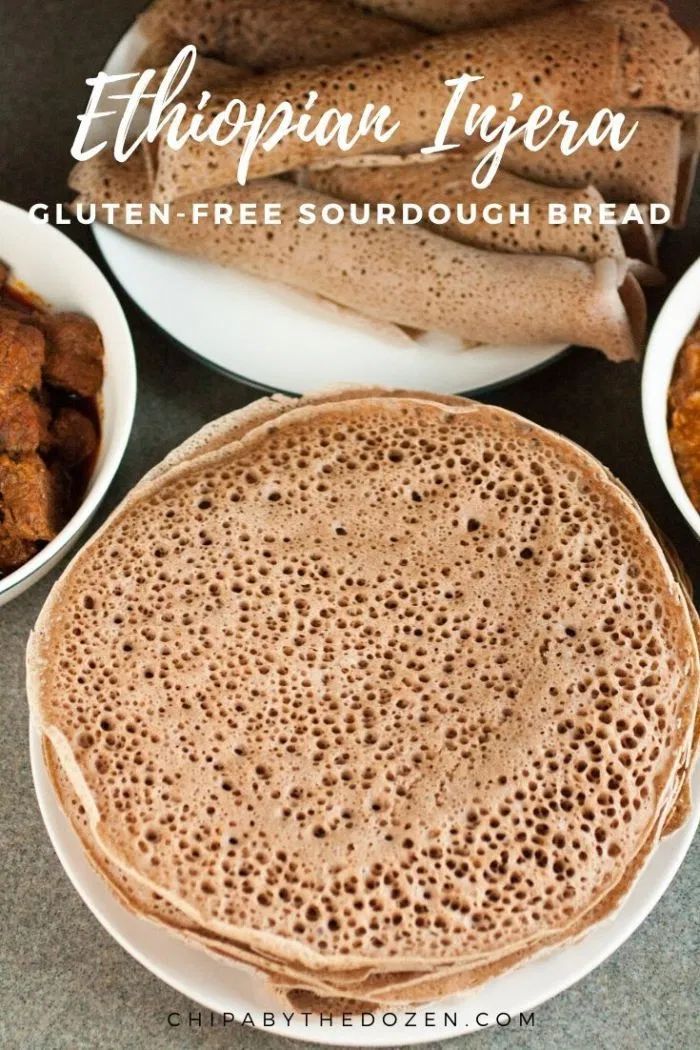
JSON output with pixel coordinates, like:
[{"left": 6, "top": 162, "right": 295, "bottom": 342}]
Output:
[
  {"left": 642, "top": 257, "right": 700, "bottom": 541},
  {"left": 0, "top": 201, "right": 136, "bottom": 606}
]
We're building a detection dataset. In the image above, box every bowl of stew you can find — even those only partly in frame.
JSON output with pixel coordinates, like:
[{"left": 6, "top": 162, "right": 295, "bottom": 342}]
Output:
[
  {"left": 0, "top": 201, "right": 136, "bottom": 606},
  {"left": 642, "top": 256, "right": 700, "bottom": 541}
]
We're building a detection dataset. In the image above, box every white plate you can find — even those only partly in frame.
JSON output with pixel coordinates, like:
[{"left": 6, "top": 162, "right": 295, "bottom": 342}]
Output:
[
  {"left": 642, "top": 256, "right": 700, "bottom": 540},
  {"left": 0, "top": 201, "right": 136, "bottom": 606},
  {"left": 31, "top": 714, "right": 698, "bottom": 1046},
  {"left": 89, "top": 26, "right": 567, "bottom": 396}
]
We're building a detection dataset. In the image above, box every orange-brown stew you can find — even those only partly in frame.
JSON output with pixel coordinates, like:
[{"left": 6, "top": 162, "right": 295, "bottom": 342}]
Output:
[
  {"left": 0, "top": 266, "right": 103, "bottom": 577},
  {"left": 668, "top": 317, "right": 700, "bottom": 513}
]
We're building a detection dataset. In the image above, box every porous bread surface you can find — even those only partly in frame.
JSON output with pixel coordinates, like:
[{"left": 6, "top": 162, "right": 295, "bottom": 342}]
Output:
[
  {"left": 141, "top": 388, "right": 468, "bottom": 487},
  {"left": 70, "top": 152, "right": 642, "bottom": 362},
  {"left": 48, "top": 740, "right": 424, "bottom": 997},
  {"left": 36, "top": 388, "right": 487, "bottom": 992},
  {"left": 39, "top": 388, "right": 519, "bottom": 993},
  {"left": 275, "top": 781, "right": 676, "bottom": 1014},
  {"left": 152, "top": 1, "right": 699, "bottom": 201},
  {"left": 45, "top": 710, "right": 695, "bottom": 1000},
  {"left": 48, "top": 724, "right": 692, "bottom": 1007},
  {"left": 355, "top": 0, "right": 563, "bottom": 32},
  {"left": 47, "top": 739, "right": 385, "bottom": 997},
  {"left": 38, "top": 389, "right": 699, "bottom": 1001},
  {"left": 314, "top": 107, "right": 689, "bottom": 220},
  {"left": 304, "top": 163, "right": 626, "bottom": 264},
  {"left": 586, "top": 0, "right": 700, "bottom": 112},
  {"left": 31, "top": 396, "right": 699, "bottom": 969},
  {"left": 141, "top": 57, "right": 250, "bottom": 96},
  {"left": 153, "top": 7, "right": 623, "bottom": 195},
  {"left": 135, "top": 8, "right": 696, "bottom": 224},
  {"left": 139, "top": 0, "right": 422, "bottom": 71},
  {"left": 503, "top": 111, "right": 684, "bottom": 211},
  {"left": 42, "top": 617, "right": 698, "bottom": 1004}
]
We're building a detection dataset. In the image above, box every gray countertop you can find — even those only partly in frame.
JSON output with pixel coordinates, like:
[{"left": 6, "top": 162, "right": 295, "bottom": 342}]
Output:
[{"left": 1, "top": 2, "right": 699, "bottom": 1048}]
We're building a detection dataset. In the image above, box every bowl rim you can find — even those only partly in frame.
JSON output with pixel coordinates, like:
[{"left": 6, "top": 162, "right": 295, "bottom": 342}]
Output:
[
  {"left": 0, "top": 201, "right": 137, "bottom": 600},
  {"left": 642, "top": 255, "right": 700, "bottom": 540}
]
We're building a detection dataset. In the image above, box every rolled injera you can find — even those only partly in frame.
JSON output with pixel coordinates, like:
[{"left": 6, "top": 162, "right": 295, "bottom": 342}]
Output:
[
  {"left": 151, "top": 1, "right": 700, "bottom": 200},
  {"left": 353, "top": 0, "right": 565, "bottom": 31},
  {"left": 302, "top": 159, "right": 652, "bottom": 267},
  {"left": 69, "top": 150, "right": 646, "bottom": 361},
  {"left": 131, "top": 14, "right": 698, "bottom": 234},
  {"left": 136, "top": 0, "right": 422, "bottom": 72},
  {"left": 503, "top": 111, "right": 700, "bottom": 228},
  {"left": 327, "top": 108, "right": 697, "bottom": 227},
  {"left": 134, "top": 35, "right": 697, "bottom": 232}
]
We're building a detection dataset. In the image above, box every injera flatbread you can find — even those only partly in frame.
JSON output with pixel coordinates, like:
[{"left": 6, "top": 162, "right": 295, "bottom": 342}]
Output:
[
  {"left": 45, "top": 722, "right": 693, "bottom": 1006},
  {"left": 38, "top": 387, "right": 499, "bottom": 996},
  {"left": 302, "top": 162, "right": 633, "bottom": 266},
  {"left": 28, "top": 390, "right": 700, "bottom": 986},
  {"left": 47, "top": 618, "right": 697, "bottom": 999},
  {"left": 137, "top": 0, "right": 422, "bottom": 72},
  {"left": 42, "top": 385, "right": 698, "bottom": 850},
  {"left": 151, "top": 1, "right": 699, "bottom": 199},
  {"left": 136, "top": 17, "right": 693, "bottom": 241},
  {"left": 34, "top": 396, "right": 698, "bottom": 1011},
  {"left": 585, "top": 0, "right": 700, "bottom": 112},
  {"left": 39, "top": 390, "right": 699, "bottom": 1005},
  {"left": 40, "top": 390, "right": 472, "bottom": 996},
  {"left": 325, "top": 107, "right": 693, "bottom": 233},
  {"left": 133, "top": 2, "right": 698, "bottom": 233},
  {"left": 135, "top": 55, "right": 250, "bottom": 95},
  {"left": 40, "top": 390, "right": 699, "bottom": 979},
  {"left": 276, "top": 751, "right": 693, "bottom": 1007},
  {"left": 137, "top": 0, "right": 564, "bottom": 44},
  {"left": 42, "top": 719, "right": 690, "bottom": 1005},
  {"left": 36, "top": 390, "right": 700, "bottom": 1004},
  {"left": 69, "top": 151, "right": 646, "bottom": 362},
  {"left": 36, "top": 390, "right": 500, "bottom": 998},
  {"left": 502, "top": 111, "right": 699, "bottom": 228},
  {"left": 354, "top": 0, "right": 565, "bottom": 31}
]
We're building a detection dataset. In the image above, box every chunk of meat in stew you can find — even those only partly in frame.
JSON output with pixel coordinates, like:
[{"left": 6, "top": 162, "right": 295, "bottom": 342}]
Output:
[
  {"left": 0, "top": 453, "right": 65, "bottom": 541},
  {"left": 0, "top": 526, "right": 38, "bottom": 574},
  {"left": 42, "top": 313, "right": 104, "bottom": 397},
  {"left": 0, "top": 316, "right": 45, "bottom": 393},
  {"left": 0, "top": 392, "right": 50, "bottom": 454},
  {"left": 0, "top": 264, "right": 103, "bottom": 579},
  {"left": 51, "top": 407, "right": 99, "bottom": 467}
]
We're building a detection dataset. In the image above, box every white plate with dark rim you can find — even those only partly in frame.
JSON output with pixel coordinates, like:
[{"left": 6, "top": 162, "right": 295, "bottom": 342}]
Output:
[
  {"left": 87, "top": 25, "right": 568, "bottom": 397},
  {"left": 31, "top": 713, "right": 698, "bottom": 1046},
  {"left": 0, "top": 201, "right": 136, "bottom": 607}
]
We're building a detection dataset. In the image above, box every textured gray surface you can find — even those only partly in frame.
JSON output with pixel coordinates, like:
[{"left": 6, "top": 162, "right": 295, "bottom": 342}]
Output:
[{"left": 1, "top": 2, "right": 699, "bottom": 1049}]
